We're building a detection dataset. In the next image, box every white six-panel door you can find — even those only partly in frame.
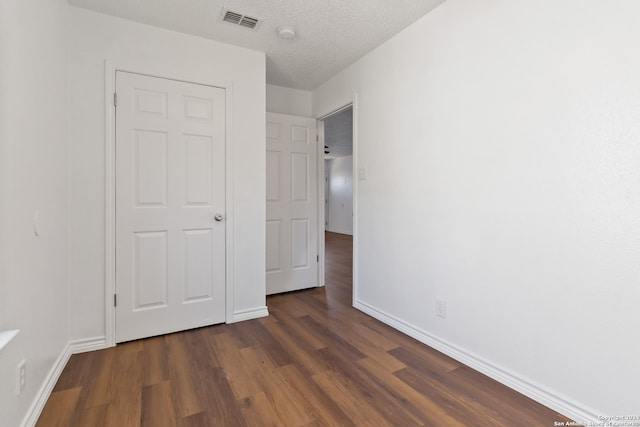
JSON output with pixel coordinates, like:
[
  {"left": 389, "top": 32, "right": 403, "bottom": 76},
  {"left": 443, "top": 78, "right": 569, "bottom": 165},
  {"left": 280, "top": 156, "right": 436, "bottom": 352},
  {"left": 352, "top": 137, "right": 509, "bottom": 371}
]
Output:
[
  {"left": 266, "top": 112, "right": 318, "bottom": 295},
  {"left": 115, "top": 71, "right": 226, "bottom": 342}
]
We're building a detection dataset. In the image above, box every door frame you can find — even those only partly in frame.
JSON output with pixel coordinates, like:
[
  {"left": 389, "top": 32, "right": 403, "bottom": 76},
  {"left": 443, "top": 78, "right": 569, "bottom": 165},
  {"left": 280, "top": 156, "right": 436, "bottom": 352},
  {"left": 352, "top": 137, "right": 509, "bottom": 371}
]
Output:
[
  {"left": 104, "top": 61, "right": 235, "bottom": 347},
  {"left": 316, "top": 95, "right": 358, "bottom": 306}
]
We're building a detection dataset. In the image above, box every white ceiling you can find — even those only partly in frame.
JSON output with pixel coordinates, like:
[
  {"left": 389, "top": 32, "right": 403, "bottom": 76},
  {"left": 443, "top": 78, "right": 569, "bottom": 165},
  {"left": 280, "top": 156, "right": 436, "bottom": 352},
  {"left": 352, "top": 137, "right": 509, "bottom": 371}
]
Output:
[{"left": 67, "top": 0, "right": 446, "bottom": 90}]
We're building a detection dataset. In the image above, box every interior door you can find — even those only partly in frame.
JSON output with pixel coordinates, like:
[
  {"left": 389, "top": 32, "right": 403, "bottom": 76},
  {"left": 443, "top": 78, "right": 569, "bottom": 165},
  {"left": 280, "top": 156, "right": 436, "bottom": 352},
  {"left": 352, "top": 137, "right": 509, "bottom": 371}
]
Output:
[
  {"left": 266, "top": 112, "right": 319, "bottom": 295},
  {"left": 115, "top": 71, "right": 226, "bottom": 342}
]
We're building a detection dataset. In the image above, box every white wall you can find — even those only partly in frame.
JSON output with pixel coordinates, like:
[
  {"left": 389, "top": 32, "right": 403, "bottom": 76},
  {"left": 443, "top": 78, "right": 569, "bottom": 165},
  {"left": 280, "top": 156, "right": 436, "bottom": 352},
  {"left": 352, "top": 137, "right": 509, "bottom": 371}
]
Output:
[
  {"left": 67, "top": 7, "right": 267, "bottom": 340},
  {"left": 314, "top": 0, "right": 640, "bottom": 419},
  {"left": 0, "top": 0, "right": 70, "bottom": 426},
  {"left": 326, "top": 156, "right": 353, "bottom": 235},
  {"left": 266, "top": 84, "right": 312, "bottom": 117}
]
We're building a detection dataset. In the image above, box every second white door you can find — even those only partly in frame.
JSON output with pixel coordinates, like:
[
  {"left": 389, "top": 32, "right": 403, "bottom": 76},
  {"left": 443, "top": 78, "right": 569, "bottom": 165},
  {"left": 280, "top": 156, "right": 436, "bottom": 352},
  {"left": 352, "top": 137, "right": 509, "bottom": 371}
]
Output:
[
  {"left": 115, "top": 71, "right": 226, "bottom": 342},
  {"left": 266, "top": 113, "right": 319, "bottom": 294}
]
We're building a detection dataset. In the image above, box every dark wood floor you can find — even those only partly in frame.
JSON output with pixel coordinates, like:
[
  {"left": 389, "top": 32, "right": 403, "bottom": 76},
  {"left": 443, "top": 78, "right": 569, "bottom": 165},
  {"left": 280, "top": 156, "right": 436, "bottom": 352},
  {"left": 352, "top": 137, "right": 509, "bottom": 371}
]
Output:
[{"left": 37, "top": 232, "right": 571, "bottom": 426}]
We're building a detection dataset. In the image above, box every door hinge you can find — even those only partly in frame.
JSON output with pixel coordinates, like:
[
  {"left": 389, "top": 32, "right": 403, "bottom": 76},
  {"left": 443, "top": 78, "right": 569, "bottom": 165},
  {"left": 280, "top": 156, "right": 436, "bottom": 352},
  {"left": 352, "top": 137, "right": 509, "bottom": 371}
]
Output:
[
  {"left": 113, "top": 92, "right": 118, "bottom": 107},
  {"left": 114, "top": 293, "right": 117, "bottom": 307},
  {"left": 316, "top": 134, "right": 319, "bottom": 142},
  {"left": 317, "top": 254, "right": 319, "bottom": 262}
]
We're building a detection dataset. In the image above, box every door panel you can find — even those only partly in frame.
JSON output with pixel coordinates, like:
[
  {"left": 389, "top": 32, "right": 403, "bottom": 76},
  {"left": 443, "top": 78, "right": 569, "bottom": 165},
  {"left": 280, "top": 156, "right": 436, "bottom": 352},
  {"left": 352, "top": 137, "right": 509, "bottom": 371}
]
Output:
[
  {"left": 184, "top": 228, "right": 213, "bottom": 302},
  {"left": 291, "top": 219, "right": 310, "bottom": 270},
  {"left": 291, "top": 153, "right": 309, "bottom": 202},
  {"left": 266, "top": 151, "right": 281, "bottom": 202},
  {"left": 133, "top": 231, "right": 168, "bottom": 309},
  {"left": 185, "top": 135, "right": 213, "bottom": 204},
  {"left": 134, "top": 130, "right": 168, "bottom": 206},
  {"left": 266, "top": 112, "right": 318, "bottom": 295},
  {"left": 266, "top": 220, "right": 282, "bottom": 273},
  {"left": 116, "top": 71, "right": 226, "bottom": 342}
]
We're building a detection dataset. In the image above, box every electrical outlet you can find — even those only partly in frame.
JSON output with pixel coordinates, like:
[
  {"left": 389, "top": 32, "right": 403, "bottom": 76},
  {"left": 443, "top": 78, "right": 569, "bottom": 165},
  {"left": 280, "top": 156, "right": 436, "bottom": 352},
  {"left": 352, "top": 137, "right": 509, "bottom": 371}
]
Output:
[
  {"left": 436, "top": 298, "right": 447, "bottom": 319},
  {"left": 16, "top": 359, "right": 26, "bottom": 396}
]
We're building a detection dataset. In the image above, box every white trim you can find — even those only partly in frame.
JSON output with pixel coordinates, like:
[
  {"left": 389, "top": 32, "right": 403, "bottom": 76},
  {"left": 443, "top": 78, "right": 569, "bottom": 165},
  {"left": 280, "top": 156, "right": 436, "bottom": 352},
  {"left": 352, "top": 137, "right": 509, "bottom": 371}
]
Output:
[
  {"left": 317, "top": 103, "right": 354, "bottom": 121},
  {"left": 316, "top": 119, "right": 326, "bottom": 287},
  {"left": 104, "top": 60, "right": 116, "bottom": 347},
  {"left": 224, "top": 83, "right": 236, "bottom": 324},
  {"left": 18, "top": 335, "right": 107, "bottom": 427},
  {"left": 354, "top": 298, "right": 600, "bottom": 424},
  {"left": 104, "top": 60, "right": 236, "bottom": 343},
  {"left": 233, "top": 306, "right": 269, "bottom": 322},
  {"left": 19, "top": 343, "right": 72, "bottom": 427},
  {"left": 351, "top": 95, "right": 359, "bottom": 309},
  {"left": 69, "top": 336, "right": 107, "bottom": 354}
]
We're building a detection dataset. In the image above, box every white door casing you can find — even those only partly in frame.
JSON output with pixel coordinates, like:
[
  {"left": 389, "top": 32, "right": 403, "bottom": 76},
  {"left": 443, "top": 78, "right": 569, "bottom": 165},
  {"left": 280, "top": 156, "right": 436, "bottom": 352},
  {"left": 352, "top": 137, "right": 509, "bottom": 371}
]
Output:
[
  {"left": 324, "top": 165, "right": 330, "bottom": 229},
  {"left": 266, "top": 113, "right": 319, "bottom": 295},
  {"left": 115, "top": 71, "right": 226, "bottom": 342}
]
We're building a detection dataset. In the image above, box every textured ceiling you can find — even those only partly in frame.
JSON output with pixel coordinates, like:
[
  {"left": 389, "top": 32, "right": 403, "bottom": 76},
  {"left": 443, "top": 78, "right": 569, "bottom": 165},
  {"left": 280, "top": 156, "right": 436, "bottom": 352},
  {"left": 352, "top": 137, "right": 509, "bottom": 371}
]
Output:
[{"left": 67, "top": 0, "right": 446, "bottom": 90}]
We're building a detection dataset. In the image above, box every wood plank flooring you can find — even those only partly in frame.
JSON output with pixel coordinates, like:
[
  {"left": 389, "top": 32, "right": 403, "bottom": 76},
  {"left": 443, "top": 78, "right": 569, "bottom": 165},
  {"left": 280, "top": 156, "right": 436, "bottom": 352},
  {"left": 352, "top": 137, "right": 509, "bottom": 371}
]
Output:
[{"left": 37, "top": 232, "right": 572, "bottom": 426}]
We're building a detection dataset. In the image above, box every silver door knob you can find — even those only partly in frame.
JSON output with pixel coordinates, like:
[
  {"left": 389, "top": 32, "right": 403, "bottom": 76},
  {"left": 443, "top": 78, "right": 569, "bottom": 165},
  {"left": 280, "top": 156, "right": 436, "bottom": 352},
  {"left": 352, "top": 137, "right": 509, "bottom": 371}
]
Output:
[{"left": 214, "top": 213, "right": 224, "bottom": 222}]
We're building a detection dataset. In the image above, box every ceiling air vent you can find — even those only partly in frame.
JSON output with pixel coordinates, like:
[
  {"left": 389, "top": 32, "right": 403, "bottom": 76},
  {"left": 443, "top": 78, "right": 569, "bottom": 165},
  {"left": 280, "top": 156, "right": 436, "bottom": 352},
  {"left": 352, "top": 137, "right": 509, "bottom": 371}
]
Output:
[{"left": 220, "top": 8, "right": 262, "bottom": 30}]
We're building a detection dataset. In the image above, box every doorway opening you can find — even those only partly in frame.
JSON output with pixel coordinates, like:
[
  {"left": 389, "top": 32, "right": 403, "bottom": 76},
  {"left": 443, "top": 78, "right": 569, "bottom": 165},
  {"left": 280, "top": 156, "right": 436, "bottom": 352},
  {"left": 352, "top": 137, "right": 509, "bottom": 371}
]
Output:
[{"left": 319, "top": 105, "right": 354, "bottom": 305}]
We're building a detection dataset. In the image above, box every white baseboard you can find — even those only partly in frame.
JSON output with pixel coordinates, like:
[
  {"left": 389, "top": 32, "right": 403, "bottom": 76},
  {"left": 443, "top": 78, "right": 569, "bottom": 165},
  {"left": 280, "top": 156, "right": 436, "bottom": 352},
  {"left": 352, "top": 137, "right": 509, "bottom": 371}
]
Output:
[
  {"left": 19, "top": 336, "right": 106, "bottom": 427},
  {"left": 70, "top": 336, "right": 107, "bottom": 354},
  {"left": 20, "top": 342, "right": 72, "bottom": 427},
  {"left": 232, "top": 306, "right": 269, "bottom": 323},
  {"left": 354, "top": 298, "right": 600, "bottom": 424}
]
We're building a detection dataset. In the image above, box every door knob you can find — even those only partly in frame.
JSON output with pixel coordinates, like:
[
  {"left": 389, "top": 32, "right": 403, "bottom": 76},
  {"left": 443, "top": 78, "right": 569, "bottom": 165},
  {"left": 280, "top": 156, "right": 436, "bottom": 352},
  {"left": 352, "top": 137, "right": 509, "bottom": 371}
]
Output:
[{"left": 214, "top": 213, "right": 224, "bottom": 222}]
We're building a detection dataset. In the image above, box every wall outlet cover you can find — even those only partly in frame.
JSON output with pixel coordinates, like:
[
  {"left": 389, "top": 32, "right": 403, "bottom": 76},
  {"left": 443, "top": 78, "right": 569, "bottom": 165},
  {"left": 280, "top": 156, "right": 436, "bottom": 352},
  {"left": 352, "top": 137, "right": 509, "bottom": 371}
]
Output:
[
  {"left": 16, "top": 359, "right": 26, "bottom": 396},
  {"left": 436, "top": 298, "right": 447, "bottom": 319}
]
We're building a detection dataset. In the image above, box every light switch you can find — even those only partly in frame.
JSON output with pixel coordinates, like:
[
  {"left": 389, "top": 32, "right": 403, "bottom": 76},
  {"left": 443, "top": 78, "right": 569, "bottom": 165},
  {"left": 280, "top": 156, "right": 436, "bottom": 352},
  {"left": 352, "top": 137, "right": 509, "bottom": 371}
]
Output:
[{"left": 358, "top": 167, "right": 366, "bottom": 181}]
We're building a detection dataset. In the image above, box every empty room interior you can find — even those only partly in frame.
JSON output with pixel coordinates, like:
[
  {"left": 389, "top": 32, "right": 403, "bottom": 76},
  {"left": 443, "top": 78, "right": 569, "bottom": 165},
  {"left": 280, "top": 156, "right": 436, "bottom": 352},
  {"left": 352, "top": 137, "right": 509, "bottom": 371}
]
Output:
[{"left": 1, "top": 0, "right": 639, "bottom": 426}]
